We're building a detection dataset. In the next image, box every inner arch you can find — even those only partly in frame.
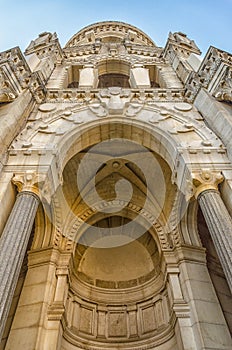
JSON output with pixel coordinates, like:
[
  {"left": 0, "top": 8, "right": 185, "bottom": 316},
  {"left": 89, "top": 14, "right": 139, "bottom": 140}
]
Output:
[{"left": 74, "top": 217, "right": 160, "bottom": 289}]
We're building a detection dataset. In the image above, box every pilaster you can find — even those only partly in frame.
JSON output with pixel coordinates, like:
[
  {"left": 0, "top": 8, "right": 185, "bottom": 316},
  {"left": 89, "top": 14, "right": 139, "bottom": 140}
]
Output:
[
  {"left": 167, "top": 267, "right": 197, "bottom": 350},
  {"left": 175, "top": 246, "right": 232, "bottom": 350}
]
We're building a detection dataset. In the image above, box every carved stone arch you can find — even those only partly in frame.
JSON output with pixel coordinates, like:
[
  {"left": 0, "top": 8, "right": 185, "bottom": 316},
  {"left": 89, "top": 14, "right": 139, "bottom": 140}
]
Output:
[
  {"left": 57, "top": 118, "right": 179, "bottom": 174},
  {"left": 43, "top": 186, "right": 76, "bottom": 252},
  {"left": 39, "top": 113, "right": 226, "bottom": 266},
  {"left": 32, "top": 190, "right": 74, "bottom": 252},
  {"left": 179, "top": 198, "right": 202, "bottom": 247},
  {"left": 64, "top": 202, "right": 171, "bottom": 252},
  {"left": 32, "top": 202, "right": 54, "bottom": 249},
  {"left": 47, "top": 117, "right": 191, "bottom": 257}
]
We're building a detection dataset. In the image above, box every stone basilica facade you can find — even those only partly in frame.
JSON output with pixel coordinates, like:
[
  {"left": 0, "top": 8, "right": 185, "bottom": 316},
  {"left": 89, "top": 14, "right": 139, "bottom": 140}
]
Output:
[{"left": 0, "top": 21, "right": 232, "bottom": 350}]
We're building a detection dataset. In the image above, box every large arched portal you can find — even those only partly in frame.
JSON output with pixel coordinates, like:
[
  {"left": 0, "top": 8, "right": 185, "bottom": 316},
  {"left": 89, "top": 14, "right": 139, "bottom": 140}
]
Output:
[
  {"left": 49, "top": 124, "right": 179, "bottom": 349},
  {"left": 35, "top": 122, "right": 181, "bottom": 350}
]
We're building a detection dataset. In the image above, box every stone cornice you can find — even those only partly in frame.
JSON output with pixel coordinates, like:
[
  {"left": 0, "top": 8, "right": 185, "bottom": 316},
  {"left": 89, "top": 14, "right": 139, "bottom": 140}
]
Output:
[{"left": 63, "top": 43, "right": 163, "bottom": 62}]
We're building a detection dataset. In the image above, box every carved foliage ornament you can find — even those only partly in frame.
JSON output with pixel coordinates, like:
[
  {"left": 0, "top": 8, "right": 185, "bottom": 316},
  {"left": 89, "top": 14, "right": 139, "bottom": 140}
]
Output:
[
  {"left": 97, "top": 87, "right": 131, "bottom": 115},
  {"left": 12, "top": 171, "right": 46, "bottom": 198},
  {"left": 184, "top": 72, "right": 201, "bottom": 102},
  {"left": 0, "top": 68, "right": 17, "bottom": 103},
  {"left": 191, "top": 170, "right": 224, "bottom": 199},
  {"left": 214, "top": 67, "right": 232, "bottom": 103},
  {"left": 28, "top": 72, "right": 47, "bottom": 103}
]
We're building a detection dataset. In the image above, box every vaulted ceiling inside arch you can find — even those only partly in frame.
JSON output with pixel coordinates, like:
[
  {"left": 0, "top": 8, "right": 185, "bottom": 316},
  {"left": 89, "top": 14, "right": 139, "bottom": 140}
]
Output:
[
  {"left": 61, "top": 140, "right": 176, "bottom": 226},
  {"left": 59, "top": 135, "right": 177, "bottom": 294}
]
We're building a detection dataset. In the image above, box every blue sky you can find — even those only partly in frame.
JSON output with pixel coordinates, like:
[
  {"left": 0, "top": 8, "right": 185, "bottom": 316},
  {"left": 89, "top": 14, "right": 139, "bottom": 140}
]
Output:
[{"left": 0, "top": 0, "right": 231, "bottom": 56}]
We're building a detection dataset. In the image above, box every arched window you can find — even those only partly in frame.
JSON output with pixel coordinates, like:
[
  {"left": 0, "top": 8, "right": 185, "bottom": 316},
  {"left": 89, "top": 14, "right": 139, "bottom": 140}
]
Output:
[
  {"left": 97, "top": 60, "right": 130, "bottom": 88},
  {"left": 98, "top": 73, "right": 130, "bottom": 88}
]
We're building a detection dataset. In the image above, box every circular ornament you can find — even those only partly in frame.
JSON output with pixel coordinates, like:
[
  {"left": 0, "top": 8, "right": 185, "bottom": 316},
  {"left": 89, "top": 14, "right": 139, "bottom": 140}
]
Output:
[
  {"left": 174, "top": 103, "right": 192, "bottom": 111},
  {"left": 39, "top": 103, "right": 56, "bottom": 112}
]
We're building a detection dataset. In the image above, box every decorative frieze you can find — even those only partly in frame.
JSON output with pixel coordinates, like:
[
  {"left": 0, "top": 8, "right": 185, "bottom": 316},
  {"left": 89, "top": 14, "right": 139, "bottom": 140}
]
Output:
[
  {"left": 45, "top": 87, "right": 185, "bottom": 103},
  {"left": 64, "top": 292, "right": 170, "bottom": 341},
  {"left": 64, "top": 43, "right": 162, "bottom": 60}
]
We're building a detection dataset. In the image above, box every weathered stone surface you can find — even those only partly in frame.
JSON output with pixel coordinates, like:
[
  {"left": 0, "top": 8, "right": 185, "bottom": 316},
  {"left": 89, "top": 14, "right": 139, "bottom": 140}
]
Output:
[{"left": 1, "top": 20, "right": 232, "bottom": 350}]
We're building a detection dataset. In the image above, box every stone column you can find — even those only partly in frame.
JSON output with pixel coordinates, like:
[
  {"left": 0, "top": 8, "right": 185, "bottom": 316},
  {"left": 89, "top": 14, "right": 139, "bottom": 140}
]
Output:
[
  {"left": 0, "top": 172, "right": 42, "bottom": 340},
  {"left": 193, "top": 170, "right": 232, "bottom": 293}
]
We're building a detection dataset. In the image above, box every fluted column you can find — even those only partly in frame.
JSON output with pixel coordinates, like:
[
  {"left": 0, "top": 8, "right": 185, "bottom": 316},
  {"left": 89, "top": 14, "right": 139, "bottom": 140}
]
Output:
[
  {"left": 0, "top": 172, "right": 42, "bottom": 340},
  {"left": 193, "top": 170, "right": 232, "bottom": 293}
]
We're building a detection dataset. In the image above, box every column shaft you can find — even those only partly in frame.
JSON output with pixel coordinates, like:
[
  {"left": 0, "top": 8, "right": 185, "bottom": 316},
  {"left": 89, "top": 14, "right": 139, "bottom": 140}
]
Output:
[
  {"left": 0, "top": 191, "right": 39, "bottom": 339},
  {"left": 198, "top": 189, "right": 232, "bottom": 293}
]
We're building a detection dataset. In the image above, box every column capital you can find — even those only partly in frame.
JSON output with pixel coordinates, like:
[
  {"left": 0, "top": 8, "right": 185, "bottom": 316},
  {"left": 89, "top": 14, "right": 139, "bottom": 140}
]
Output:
[
  {"left": 12, "top": 171, "right": 46, "bottom": 198},
  {"left": 191, "top": 170, "right": 224, "bottom": 199}
]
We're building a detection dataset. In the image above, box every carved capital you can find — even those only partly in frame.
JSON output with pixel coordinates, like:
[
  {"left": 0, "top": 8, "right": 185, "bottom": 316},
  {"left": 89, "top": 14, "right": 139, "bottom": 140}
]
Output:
[
  {"left": 12, "top": 171, "right": 46, "bottom": 198},
  {"left": 191, "top": 170, "right": 224, "bottom": 199}
]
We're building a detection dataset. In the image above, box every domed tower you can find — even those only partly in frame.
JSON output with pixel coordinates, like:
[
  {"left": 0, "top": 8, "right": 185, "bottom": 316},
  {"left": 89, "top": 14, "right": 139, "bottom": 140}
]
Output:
[{"left": 0, "top": 21, "right": 232, "bottom": 350}]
